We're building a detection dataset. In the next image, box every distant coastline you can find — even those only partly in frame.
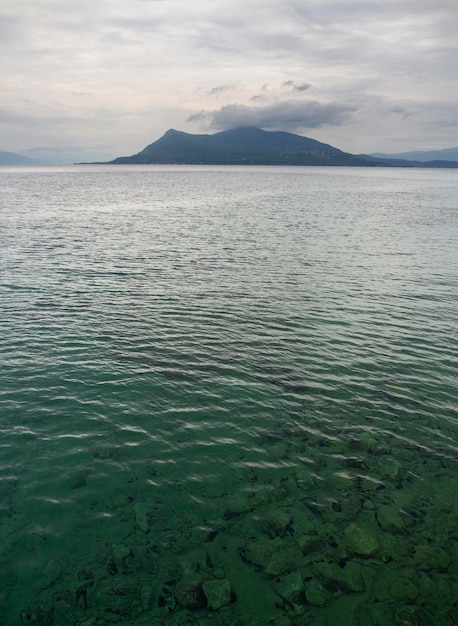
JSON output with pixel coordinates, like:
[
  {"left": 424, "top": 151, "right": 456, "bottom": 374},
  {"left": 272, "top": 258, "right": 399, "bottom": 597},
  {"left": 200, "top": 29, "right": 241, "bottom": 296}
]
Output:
[{"left": 3, "top": 128, "right": 458, "bottom": 168}]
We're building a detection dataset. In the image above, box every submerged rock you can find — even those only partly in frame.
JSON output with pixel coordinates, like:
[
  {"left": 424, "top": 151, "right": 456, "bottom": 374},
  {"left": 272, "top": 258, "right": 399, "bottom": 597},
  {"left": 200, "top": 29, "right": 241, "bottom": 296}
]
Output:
[
  {"left": 134, "top": 502, "right": 151, "bottom": 533},
  {"left": 378, "top": 456, "right": 402, "bottom": 480},
  {"left": 258, "top": 509, "right": 292, "bottom": 538},
  {"left": 202, "top": 578, "right": 232, "bottom": 610},
  {"left": 313, "top": 560, "right": 365, "bottom": 593},
  {"left": 174, "top": 575, "right": 207, "bottom": 609},
  {"left": 304, "top": 579, "right": 330, "bottom": 606},
  {"left": 376, "top": 505, "right": 405, "bottom": 534},
  {"left": 19, "top": 606, "right": 54, "bottom": 626},
  {"left": 394, "top": 605, "right": 425, "bottom": 626},
  {"left": 390, "top": 576, "right": 418, "bottom": 602},
  {"left": 243, "top": 537, "right": 303, "bottom": 576},
  {"left": 343, "top": 523, "right": 380, "bottom": 557},
  {"left": 157, "top": 585, "right": 176, "bottom": 613},
  {"left": 296, "top": 534, "right": 325, "bottom": 556},
  {"left": 369, "top": 602, "right": 396, "bottom": 625},
  {"left": 271, "top": 571, "right": 304, "bottom": 606},
  {"left": 113, "top": 543, "right": 131, "bottom": 559},
  {"left": 340, "top": 493, "right": 363, "bottom": 520},
  {"left": 224, "top": 492, "right": 252, "bottom": 517},
  {"left": 413, "top": 545, "right": 450, "bottom": 572}
]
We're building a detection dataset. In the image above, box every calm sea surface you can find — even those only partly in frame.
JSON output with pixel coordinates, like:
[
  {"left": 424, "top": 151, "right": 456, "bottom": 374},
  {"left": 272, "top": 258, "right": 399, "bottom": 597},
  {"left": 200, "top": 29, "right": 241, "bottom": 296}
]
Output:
[{"left": 0, "top": 165, "right": 457, "bottom": 625}]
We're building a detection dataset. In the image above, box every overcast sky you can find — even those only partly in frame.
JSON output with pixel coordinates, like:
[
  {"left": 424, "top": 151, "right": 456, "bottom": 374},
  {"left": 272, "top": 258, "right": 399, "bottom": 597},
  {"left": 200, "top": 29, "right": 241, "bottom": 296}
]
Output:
[{"left": 1, "top": 0, "right": 457, "bottom": 160}]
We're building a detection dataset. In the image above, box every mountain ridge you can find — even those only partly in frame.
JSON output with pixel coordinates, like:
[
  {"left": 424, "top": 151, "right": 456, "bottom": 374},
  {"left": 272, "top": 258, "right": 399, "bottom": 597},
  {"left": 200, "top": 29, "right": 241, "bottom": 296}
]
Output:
[
  {"left": 106, "top": 127, "right": 458, "bottom": 168},
  {"left": 109, "top": 127, "right": 376, "bottom": 166}
]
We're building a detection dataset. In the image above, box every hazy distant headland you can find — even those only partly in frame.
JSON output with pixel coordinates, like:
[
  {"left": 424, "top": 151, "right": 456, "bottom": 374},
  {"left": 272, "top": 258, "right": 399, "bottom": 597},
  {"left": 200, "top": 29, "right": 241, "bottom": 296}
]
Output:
[
  {"left": 105, "top": 127, "right": 458, "bottom": 168},
  {"left": 0, "top": 151, "right": 37, "bottom": 165}
]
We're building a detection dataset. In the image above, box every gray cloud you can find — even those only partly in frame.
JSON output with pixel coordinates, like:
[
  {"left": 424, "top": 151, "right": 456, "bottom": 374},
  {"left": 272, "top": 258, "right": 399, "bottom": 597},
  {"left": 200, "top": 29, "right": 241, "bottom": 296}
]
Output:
[
  {"left": 188, "top": 100, "right": 358, "bottom": 132},
  {"left": 281, "top": 81, "right": 311, "bottom": 92},
  {"left": 294, "top": 83, "right": 311, "bottom": 92},
  {"left": 207, "top": 84, "right": 234, "bottom": 96},
  {"left": 0, "top": 0, "right": 456, "bottom": 154},
  {"left": 390, "top": 106, "right": 414, "bottom": 120}
]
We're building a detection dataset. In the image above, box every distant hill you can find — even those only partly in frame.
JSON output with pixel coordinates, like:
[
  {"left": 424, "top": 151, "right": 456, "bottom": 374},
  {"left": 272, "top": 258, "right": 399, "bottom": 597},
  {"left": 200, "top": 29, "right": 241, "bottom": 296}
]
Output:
[
  {"left": 20, "top": 146, "right": 117, "bottom": 165},
  {"left": 371, "top": 147, "right": 458, "bottom": 163},
  {"left": 106, "top": 127, "right": 458, "bottom": 168},
  {"left": 0, "top": 147, "right": 116, "bottom": 165},
  {"left": 0, "top": 150, "right": 36, "bottom": 165},
  {"left": 109, "top": 127, "right": 383, "bottom": 166}
]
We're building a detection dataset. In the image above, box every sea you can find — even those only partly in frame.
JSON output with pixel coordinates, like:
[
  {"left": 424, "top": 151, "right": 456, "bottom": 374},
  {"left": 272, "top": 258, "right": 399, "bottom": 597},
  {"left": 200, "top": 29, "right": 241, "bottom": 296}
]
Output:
[{"left": 0, "top": 165, "right": 457, "bottom": 626}]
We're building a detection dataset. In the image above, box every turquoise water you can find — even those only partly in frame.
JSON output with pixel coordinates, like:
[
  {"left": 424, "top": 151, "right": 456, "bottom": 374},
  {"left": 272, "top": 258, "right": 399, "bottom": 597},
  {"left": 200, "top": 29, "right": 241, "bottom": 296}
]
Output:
[{"left": 0, "top": 165, "right": 457, "bottom": 625}]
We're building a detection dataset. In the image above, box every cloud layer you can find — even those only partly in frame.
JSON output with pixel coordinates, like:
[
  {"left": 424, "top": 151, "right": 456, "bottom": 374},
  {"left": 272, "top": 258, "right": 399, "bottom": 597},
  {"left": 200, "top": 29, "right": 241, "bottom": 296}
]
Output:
[
  {"left": 189, "top": 100, "right": 358, "bottom": 133},
  {"left": 1, "top": 0, "right": 456, "bottom": 157}
]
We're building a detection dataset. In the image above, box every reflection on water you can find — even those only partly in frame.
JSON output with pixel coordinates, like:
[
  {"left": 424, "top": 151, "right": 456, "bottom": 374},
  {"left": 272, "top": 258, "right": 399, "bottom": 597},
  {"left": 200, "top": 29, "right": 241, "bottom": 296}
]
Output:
[{"left": 0, "top": 165, "right": 457, "bottom": 625}]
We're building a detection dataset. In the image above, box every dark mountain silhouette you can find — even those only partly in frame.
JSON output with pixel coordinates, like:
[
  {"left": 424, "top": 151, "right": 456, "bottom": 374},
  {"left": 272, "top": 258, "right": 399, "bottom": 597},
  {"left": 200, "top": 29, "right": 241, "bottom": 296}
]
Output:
[
  {"left": 106, "top": 127, "right": 458, "bottom": 168},
  {"left": 108, "top": 127, "right": 374, "bottom": 166}
]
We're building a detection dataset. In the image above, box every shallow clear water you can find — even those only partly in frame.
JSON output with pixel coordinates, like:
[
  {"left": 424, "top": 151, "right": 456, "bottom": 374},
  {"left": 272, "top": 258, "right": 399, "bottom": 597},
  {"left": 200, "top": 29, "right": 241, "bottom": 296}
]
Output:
[{"left": 0, "top": 165, "right": 457, "bottom": 625}]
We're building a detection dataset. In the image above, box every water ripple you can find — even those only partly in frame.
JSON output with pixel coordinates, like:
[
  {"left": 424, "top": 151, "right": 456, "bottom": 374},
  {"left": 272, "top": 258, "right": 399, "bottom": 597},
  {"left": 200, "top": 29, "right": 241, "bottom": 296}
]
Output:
[{"left": 0, "top": 166, "right": 457, "bottom": 624}]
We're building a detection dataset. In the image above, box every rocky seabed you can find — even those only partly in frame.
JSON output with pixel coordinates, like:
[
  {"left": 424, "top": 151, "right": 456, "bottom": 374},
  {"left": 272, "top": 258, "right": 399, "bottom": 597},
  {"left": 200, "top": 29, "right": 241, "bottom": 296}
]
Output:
[{"left": 3, "top": 418, "right": 458, "bottom": 626}]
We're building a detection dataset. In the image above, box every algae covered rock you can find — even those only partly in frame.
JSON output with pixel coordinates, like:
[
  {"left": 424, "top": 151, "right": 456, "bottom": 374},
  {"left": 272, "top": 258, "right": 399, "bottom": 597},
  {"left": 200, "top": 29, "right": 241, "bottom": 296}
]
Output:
[
  {"left": 340, "top": 493, "right": 363, "bottom": 520},
  {"left": 271, "top": 571, "right": 304, "bottom": 606},
  {"left": 296, "top": 534, "right": 325, "bottom": 556},
  {"left": 259, "top": 508, "right": 292, "bottom": 538},
  {"left": 202, "top": 578, "right": 232, "bottom": 610},
  {"left": 390, "top": 576, "right": 418, "bottom": 602},
  {"left": 243, "top": 537, "right": 303, "bottom": 576},
  {"left": 343, "top": 523, "right": 380, "bottom": 557},
  {"left": 134, "top": 501, "right": 151, "bottom": 533},
  {"left": 394, "top": 605, "right": 427, "bottom": 626},
  {"left": 313, "top": 560, "right": 365, "bottom": 593},
  {"left": 413, "top": 545, "right": 450, "bottom": 572},
  {"left": 266, "top": 538, "right": 304, "bottom": 576},
  {"left": 174, "top": 575, "right": 207, "bottom": 609},
  {"left": 378, "top": 456, "right": 402, "bottom": 480},
  {"left": 243, "top": 538, "right": 274, "bottom": 570},
  {"left": 376, "top": 505, "right": 405, "bottom": 534},
  {"left": 304, "top": 579, "right": 330, "bottom": 606},
  {"left": 113, "top": 543, "right": 131, "bottom": 559},
  {"left": 94, "top": 578, "right": 142, "bottom": 619}
]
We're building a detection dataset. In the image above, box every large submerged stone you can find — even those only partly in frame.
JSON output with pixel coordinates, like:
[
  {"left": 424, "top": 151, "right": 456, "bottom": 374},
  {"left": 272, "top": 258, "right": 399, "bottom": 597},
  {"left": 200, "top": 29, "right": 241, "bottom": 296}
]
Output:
[
  {"left": 304, "top": 579, "right": 330, "bottom": 606},
  {"left": 202, "top": 578, "right": 232, "bottom": 610},
  {"left": 243, "top": 538, "right": 303, "bottom": 576},
  {"left": 413, "top": 545, "right": 450, "bottom": 572},
  {"left": 174, "top": 575, "right": 207, "bottom": 609},
  {"left": 258, "top": 508, "right": 292, "bottom": 538},
  {"left": 343, "top": 523, "right": 380, "bottom": 557},
  {"left": 376, "top": 505, "right": 405, "bottom": 534},
  {"left": 313, "top": 560, "right": 365, "bottom": 593},
  {"left": 271, "top": 571, "right": 304, "bottom": 606}
]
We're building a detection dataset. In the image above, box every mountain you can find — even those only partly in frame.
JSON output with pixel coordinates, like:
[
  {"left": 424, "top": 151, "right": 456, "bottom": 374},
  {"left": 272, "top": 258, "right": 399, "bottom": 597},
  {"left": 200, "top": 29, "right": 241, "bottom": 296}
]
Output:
[
  {"left": 0, "top": 150, "right": 37, "bottom": 165},
  {"left": 371, "top": 147, "right": 458, "bottom": 163},
  {"left": 109, "top": 127, "right": 379, "bottom": 166},
  {"left": 106, "top": 127, "right": 458, "bottom": 168}
]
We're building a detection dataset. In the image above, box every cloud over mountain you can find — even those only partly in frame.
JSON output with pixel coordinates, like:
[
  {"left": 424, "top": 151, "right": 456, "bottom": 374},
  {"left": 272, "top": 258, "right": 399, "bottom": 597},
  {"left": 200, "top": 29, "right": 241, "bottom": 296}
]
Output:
[{"left": 188, "top": 100, "right": 357, "bottom": 133}]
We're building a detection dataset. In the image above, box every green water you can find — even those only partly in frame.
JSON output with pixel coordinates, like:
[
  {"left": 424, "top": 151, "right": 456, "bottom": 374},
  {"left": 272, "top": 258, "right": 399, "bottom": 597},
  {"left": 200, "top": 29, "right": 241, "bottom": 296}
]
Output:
[{"left": 0, "top": 165, "right": 457, "bottom": 625}]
